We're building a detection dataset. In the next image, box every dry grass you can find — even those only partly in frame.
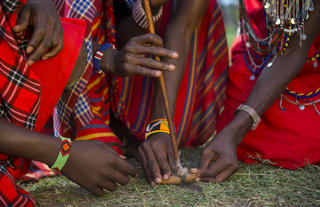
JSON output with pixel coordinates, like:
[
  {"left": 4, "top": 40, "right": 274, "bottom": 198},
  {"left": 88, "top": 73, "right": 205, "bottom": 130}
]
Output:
[{"left": 22, "top": 148, "right": 320, "bottom": 207}]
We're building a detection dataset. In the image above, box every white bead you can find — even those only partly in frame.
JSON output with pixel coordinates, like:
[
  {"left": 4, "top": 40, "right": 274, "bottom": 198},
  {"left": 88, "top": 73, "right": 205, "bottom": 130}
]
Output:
[
  {"left": 264, "top": 2, "right": 270, "bottom": 9},
  {"left": 299, "top": 105, "right": 305, "bottom": 110},
  {"left": 250, "top": 75, "right": 255, "bottom": 80},
  {"left": 313, "top": 61, "right": 318, "bottom": 68},
  {"left": 301, "top": 34, "right": 307, "bottom": 41}
]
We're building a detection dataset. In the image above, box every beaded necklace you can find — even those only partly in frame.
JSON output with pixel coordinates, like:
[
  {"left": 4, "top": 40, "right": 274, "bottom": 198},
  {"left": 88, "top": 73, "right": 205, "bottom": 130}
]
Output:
[
  {"left": 240, "top": 0, "right": 320, "bottom": 113},
  {"left": 239, "top": 0, "right": 289, "bottom": 80},
  {"left": 239, "top": 0, "right": 315, "bottom": 79}
]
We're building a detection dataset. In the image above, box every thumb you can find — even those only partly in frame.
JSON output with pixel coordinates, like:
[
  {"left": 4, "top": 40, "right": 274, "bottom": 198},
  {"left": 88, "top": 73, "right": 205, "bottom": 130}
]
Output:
[{"left": 198, "top": 149, "right": 217, "bottom": 172}]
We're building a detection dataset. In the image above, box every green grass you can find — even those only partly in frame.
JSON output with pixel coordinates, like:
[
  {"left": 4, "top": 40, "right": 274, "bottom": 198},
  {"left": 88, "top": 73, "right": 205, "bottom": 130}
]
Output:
[{"left": 23, "top": 148, "right": 320, "bottom": 207}]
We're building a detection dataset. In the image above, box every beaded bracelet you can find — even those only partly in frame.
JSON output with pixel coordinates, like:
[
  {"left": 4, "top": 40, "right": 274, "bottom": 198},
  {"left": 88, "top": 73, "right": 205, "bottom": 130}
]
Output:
[
  {"left": 50, "top": 136, "right": 72, "bottom": 171},
  {"left": 132, "top": 0, "right": 163, "bottom": 29},
  {"left": 93, "top": 43, "right": 115, "bottom": 73},
  {"left": 145, "top": 119, "right": 173, "bottom": 140}
]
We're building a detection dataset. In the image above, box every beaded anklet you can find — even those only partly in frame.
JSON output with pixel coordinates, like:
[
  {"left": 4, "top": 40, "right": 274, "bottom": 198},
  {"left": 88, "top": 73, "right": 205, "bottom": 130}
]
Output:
[{"left": 51, "top": 136, "right": 72, "bottom": 171}]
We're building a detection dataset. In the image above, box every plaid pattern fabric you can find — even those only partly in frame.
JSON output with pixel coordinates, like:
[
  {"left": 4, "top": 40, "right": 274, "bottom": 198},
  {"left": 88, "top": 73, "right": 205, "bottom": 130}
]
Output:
[
  {"left": 52, "top": 0, "right": 98, "bottom": 137},
  {"left": 0, "top": 162, "right": 35, "bottom": 207},
  {"left": 1, "top": 0, "right": 23, "bottom": 14},
  {"left": 0, "top": 0, "right": 41, "bottom": 131}
]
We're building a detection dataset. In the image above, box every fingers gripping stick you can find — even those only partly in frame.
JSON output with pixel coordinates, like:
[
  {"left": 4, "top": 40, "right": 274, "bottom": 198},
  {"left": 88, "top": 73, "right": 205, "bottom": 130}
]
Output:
[
  {"left": 143, "top": 0, "right": 196, "bottom": 184},
  {"left": 143, "top": 0, "right": 179, "bottom": 163}
]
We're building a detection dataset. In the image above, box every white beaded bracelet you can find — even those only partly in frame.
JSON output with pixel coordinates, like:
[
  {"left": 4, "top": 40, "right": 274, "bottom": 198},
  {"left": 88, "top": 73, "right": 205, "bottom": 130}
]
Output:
[{"left": 132, "top": 0, "right": 163, "bottom": 29}]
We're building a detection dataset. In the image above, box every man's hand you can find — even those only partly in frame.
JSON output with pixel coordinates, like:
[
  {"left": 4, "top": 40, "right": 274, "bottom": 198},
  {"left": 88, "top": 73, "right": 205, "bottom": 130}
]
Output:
[
  {"left": 13, "top": 0, "right": 63, "bottom": 65},
  {"left": 138, "top": 133, "right": 176, "bottom": 186},
  {"left": 195, "top": 130, "right": 239, "bottom": 182},
  {"left": 62, "top": 140, "right": 137, "bottom": 196},
  {"left": 102, "top": 33, "right": 178, "bottom": 77}
]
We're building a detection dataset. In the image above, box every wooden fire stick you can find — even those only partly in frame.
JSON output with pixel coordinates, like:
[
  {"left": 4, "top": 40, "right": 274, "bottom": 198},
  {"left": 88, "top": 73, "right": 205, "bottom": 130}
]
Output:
[{"left": 143, "top": 0, "right": 179, "bottom": 162}]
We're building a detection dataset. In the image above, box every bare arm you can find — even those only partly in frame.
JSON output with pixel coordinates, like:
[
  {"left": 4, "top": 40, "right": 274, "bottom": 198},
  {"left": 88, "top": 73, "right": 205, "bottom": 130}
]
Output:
[
  {"left": 0, "top": 118, "right": 60, "bottom": 165},
  {"left": 139, "top": 0, "right": 210, "bottom": 186},
  {"left": 224, "top": 1, "right": 320, "bottom": 145},
  {"left": 198, "top": 1, "right": 320, "bottom": 182},
  {"left": 152, "top": 0, "right": 210, "bottom": 117}
]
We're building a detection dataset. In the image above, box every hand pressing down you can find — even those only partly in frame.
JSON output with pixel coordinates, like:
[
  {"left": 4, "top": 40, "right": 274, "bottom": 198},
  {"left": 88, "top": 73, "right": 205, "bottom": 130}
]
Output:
[
  {"left": 191, "top": 130, "right": 239, "bottom": 183},
  {"left": 62, "top": 140, "right": 137, "bottom": 196}
]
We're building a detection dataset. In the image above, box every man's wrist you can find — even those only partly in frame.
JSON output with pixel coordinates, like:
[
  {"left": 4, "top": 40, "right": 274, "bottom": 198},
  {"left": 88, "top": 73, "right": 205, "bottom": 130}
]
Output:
[
  {"left": 36, "top": 136, "right": 61, "bottom": 167},
  {"left": 226, "top": 110, "right": 252, "bottom": 145},
  {"left": 100, "top": 47, "right": 117, "bottom": 74}
]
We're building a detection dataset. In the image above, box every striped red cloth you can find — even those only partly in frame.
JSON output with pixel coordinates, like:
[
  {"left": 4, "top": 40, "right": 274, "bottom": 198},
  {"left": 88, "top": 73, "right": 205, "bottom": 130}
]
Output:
[
  {"left": 88, "top": 0, "right": 229, "bottom": 148},
  {"left": 24, "top": 0, "right": 230, "bottom": 186}
]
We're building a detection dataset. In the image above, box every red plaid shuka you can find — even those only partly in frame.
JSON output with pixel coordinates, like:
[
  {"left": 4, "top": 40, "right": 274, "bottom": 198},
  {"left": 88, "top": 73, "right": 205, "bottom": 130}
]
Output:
[
  {"left": 0, "top": 1, "right": 37, "bottom": 206},
  {"left": 0, "top": 0, "right": 88, "bottom": 205},
  {"left": 0, "top": 0, "right": 40, "bottom": 130}
]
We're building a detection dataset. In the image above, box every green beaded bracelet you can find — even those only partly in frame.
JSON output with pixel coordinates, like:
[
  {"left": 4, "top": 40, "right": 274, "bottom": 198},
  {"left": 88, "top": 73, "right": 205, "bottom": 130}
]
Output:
[{"left": 51, "top": 136, "right": 72, "bottom": 171}]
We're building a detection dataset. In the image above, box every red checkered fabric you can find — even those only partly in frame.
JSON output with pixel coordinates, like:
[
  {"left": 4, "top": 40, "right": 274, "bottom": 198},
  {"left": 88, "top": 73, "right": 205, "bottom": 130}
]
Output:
[
  {"left": 0, "top": 158, "right": 35, "bottom": 207},
  {"left": 0, "top": 1, "right": 39, "bottom": 206},
  {"left": 0, "top": 0, "right": 41, "bottom": 130}
]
